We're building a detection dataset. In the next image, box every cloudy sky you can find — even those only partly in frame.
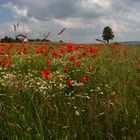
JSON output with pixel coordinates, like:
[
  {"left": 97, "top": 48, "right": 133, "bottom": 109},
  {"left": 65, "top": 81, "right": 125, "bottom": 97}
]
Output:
[{"left": 0, "top": 0, "right": 140, "bottom": 43}]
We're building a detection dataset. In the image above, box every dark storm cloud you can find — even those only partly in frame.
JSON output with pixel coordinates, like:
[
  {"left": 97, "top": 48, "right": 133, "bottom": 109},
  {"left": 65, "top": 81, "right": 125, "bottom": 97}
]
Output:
[
  {"left": 27, "top": 0, "right": 80, "bottom": 20},
  {"left": 3, "top": 0, "right": 108, "bottom": 20},
  {"left": 3, "top": 0, "right": 140, "bottom": 21}
]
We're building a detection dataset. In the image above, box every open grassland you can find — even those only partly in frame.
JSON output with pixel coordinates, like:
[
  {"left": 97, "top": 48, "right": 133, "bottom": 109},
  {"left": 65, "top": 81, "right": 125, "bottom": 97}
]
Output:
[{"left": 0, "top": 42, "right": 140, "bottom": 140}]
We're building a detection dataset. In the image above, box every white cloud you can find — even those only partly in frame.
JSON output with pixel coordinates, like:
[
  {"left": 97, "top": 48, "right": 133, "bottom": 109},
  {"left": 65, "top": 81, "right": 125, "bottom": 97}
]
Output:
[
  {"left": 99, "top": 19, "right": 127, "bottom": 33},
  {"left": 81, "top": 0, "right": 112, "bottom": 9},
  {"left": 3, "top": 2, "right": 28, "bottom": 17},
  {"left": 53, "top": 18, "right": 88, "bottom": 28}
]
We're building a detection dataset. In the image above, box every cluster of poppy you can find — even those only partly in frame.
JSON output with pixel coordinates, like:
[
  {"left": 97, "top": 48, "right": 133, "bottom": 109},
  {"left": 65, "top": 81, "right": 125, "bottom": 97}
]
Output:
[
  {"left": 40, "top": 44, "right": 97, "bottom": 87},
  {"left": 42, "top": 68, "right": 89, "bottom": 87},
  {"left": 0, "top": 42, "right": 132, "bottom": 87},
  {"left": 0, "top": 42, "right": 97, "bottom": 87}
]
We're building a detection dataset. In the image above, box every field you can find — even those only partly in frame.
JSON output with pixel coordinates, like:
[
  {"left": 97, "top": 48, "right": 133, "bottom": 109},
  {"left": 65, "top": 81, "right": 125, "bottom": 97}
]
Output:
[{"left": 0, "top": 42, "right": 139, "bottom": 140}]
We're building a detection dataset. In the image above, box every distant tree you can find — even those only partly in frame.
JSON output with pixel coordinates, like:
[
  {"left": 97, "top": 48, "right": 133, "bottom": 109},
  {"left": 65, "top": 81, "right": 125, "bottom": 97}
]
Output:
[
  {"left": 36, "top": 38, "right": 41, "bottom": 42},
  {"left": 102, "top": 26, "right": 114, "bottom": 43},
  {"left": 1, "top": 36, "right": 18, "bottom": 43},
  {"left": 4, "top": 36, "right": 9, "bottom": 42},
  {"left": 41, "top": 39, "right": 51, "bottom": 42},
  {"left": 1, "top": 36, "right": 11, "bottom": 43},
  {"left": 59, "top": 40, "right": 63, "bottom": 43}
]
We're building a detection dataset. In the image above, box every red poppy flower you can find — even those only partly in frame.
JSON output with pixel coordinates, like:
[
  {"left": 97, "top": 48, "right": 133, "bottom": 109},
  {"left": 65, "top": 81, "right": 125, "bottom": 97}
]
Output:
[
  {"left": 17, "top": 51, "right": 23, "bottom": 55},
  {"left": 67, "top": 43, "right": 73, "bottom": 48},
  {"left": 7, "top": 63, "right": 12, "bottom": 68},
  {"left": 42, "top": 70, "right": 51, "bottom": 79},
  {"left": 1, "top": 64, "right": 5, "bottom": 69},
  {"left": 90, "top": 47, "right": 95, "bottom": 53},
  {"left": 24, "top": 47, "right": 27, "bottom": 51},
  {"left": 60, "top": 47, "right": 65, "bottom": 54},
  {"left": 67, "top": 48, "right": 73, "bottom": 53},
  {"left": 40, "top": 49, "right": 46, "bottom": 54},
  {"left": 46, "top": 59, "right": 52, "bottom": 65},
  {"left": 124, "top": 50, "right": 128, "bottom": 56},
  {"left": 0, "top": 55, "right": 4, "bottom": 59},
  {"left": 82, "top": 52, "right": 86, "bottom": 57},
  {"left": 68, "top": 80, "right": 73, "bottom": 86},
  {"left": 74, "top": 45, "right": 80, "bottom": 50},
  {"left": 35, "top": 48, "right": 41, "bottom": 54},
  {"left": 23, "top": 51, "right": 27, "bottom": 54},
  {"left": 8, "top": 55, "right": 13, "bottom": 59},
  {"left": 53, "top": 51, "right": 61, "bottom": 58},
  {"left": 5, "top": 60, "right": 9, "bottom": 65},
  {"left": 83, "top": 76, "right": 88, "bottom": 82},
  {"left": 0, "top": 52, "right": 4, "bottom": 55},
  {"left": 75, "top": 62, "right": 81, "bottom": 67},
  {"left": 67, "top": 43, "right": 73, "bottom": 52},
  {"left": 70, "top": 56, "right": 76, "bottom": 62},
  {"left": 92, "top": 54, "right": 97, "bottom": 58},
  {"left": 114, "top": 44, "right": 121, "bottom": 49},
  {"left": 45, "top": 53, "right": 48, "bottom": 56},
  {"left": 64, "top": 67, "right": 69, "bottom": 73}
]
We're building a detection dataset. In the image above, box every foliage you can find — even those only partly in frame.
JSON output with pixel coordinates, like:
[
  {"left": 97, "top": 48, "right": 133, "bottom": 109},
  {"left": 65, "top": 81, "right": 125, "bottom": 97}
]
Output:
[{"left": 102, "top": 26, "right": 115, "bottom": 43}]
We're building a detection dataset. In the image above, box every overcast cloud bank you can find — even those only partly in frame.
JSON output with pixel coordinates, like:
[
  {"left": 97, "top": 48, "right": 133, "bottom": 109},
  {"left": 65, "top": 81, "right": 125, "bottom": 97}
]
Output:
[{"left": 0, "top": 0, "right": 140, "bottom": 43}]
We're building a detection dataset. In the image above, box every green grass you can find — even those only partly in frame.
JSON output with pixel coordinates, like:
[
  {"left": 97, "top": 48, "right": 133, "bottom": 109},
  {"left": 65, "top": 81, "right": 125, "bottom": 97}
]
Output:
[{"left": 0, "top": 43, "right": 140, "bottom": 140}]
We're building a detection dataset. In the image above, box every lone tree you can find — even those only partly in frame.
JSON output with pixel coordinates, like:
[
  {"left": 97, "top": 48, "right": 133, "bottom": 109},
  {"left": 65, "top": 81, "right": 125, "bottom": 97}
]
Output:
[{"left": 102, "top": 26, "right": 114, "bottom": 43}]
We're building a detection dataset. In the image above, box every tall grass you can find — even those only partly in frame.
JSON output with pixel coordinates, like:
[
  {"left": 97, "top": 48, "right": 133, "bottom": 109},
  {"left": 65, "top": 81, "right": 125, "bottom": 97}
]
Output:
[{"left": 0, "top": 42, "right": 139, "bottom": 139}]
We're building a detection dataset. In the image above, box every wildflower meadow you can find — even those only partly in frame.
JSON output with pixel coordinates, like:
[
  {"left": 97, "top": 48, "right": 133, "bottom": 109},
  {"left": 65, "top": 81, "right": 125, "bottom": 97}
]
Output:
[{"left": 0, "top": 42, "right": 139, "bottom": 139}]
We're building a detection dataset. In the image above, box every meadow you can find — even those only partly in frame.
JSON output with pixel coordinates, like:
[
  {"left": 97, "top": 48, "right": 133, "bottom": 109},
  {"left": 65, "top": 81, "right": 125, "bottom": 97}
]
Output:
[{"left": 0, "top": 42, "right": 139, "bottom": 140}]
